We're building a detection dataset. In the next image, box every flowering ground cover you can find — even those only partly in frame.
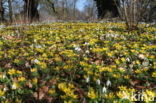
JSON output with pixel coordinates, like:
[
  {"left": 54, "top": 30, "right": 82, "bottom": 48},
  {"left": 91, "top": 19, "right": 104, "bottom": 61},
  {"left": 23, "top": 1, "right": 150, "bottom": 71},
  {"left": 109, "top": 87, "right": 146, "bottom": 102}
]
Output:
[{"left": 0, "top": 23, "right": 156, "bottom": 103}]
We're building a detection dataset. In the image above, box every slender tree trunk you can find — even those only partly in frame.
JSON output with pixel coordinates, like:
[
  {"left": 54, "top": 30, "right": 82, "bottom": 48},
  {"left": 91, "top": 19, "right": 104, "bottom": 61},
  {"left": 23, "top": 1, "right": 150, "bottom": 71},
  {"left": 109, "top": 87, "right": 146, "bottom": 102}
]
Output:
[
  {"left": 73, "top": 0, "right": 77, "bottom": 19},
  {"left": 24, "top": 0, "right": 39, "bottom": 23},
  {"left": 0, "top": 0, "right": 4, "bottom": 23},
  {"left": 94, "top": 0, "right": 119, "bottom": 19},
  {"left": 8, "top": 0, "right": 13, "bottom": 23}
]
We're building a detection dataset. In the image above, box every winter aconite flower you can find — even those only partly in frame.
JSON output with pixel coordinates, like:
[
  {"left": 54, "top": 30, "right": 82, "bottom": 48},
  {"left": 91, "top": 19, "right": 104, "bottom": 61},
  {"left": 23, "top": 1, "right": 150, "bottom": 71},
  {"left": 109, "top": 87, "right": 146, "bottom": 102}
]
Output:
[
  {"left": 12, "top": 82, "right": 20, "bottom": 90},
  {"left": 152, "top": 72, "right": 156, "bottom": 77},
  {"left": 0, "top": 90, "right": 5, "bottom": 97},
  {"left": 88, "top": 88, "right": 97, "bottom": 99},
  {"left": 18, "top": 77, "right": 26, "bottom": 82}
]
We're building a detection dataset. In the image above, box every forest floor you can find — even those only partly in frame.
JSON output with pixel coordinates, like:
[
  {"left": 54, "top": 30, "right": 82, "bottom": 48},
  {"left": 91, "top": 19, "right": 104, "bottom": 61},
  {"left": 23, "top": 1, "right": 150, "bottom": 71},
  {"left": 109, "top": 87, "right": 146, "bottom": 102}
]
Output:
[{"left": 0, "top": 22, "right": 156, "bottom": 103}]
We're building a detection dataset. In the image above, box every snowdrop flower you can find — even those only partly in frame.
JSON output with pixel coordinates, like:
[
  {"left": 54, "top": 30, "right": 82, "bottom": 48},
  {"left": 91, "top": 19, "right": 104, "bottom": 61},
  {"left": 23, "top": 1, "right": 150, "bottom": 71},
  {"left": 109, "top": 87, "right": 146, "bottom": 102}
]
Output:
[
  {"left": 106, "top": 79, "right": 111, "bottom": 87},
  {"left": 142, "top": 60, "right": 149, "bottom": 66},
  {"left": 86, "top": 77, "right": 90, "bottom": 83},
  {"left": 129, "top": 64, "right": 133, "bottom": 69},
  {"left": 138, "top": 54, "right": 145, "bottom": 59},
  {"left": 34, "top": 59, "right": 39, "bottom": 64},
  {"left": 2, "top": 74, "right": 6, "bottom": 79},
  {"left": 73, "top": 45, "right": 81, "bottom": 52},
  {"left": 126, "top": 58, "right": 130, "bottom": 62},
  {"left": 84, "top": 42, "right": 89, "bottom": 45},
  {"left": 75, "top": 46, "right": 81, "bottom": 52},
  {"left": 35, "top": 45, "right": 42, "bottom": 48},
  {"left": 85, "top": 50, "right": 90, "bottom": 54},
  {"left": 102, "top": 86, "right": 107, "bottom": 93},
  {"left": 3, "top": 87, "right": 8, "bottom": 91},
  {"left": 96, "top": 79, "right": 101, "bottom": 85},
  {"left": 34, "top": 39, "right": 37, "bottom": 43}
]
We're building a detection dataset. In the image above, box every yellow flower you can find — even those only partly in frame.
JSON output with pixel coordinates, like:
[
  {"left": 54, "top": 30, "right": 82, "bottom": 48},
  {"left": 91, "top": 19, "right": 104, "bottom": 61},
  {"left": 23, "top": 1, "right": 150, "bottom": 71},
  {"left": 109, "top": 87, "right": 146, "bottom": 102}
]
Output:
[
  {"left": 32, "top": 78, "right": 38, "bottom": 84},
  {"left": 116, "top": 91, "right": 126, "bottom": 99},
  {"left": 118, "top": 86, "right": 127, "bottom": 91},
  {"left": 118, "top": 67, "right": 125, "bottom": 72},
  {"left": 124, "top": 75, "right": 130, "bottom": 79},
  {"left": 37, "top": 62, "right": 47, "bottom": 69},
  {"left": 99, "top": 67, "right": 112, "bottom": 72},
  {"left": 110, "top": 65, "right": 117, "bottom": 69},
  {"left": 104, "top": 93, "right": 115, "bottom": 99},
  {"left": 0, "top": 74, "right": 5, "bottom": 79},
  {"left": 88, "top": 88, "right": 97, "bottom": 99},
  {"left": 152, "top": 72, "right": 156, "bottom": 77},
  {"left": 63, "top": 65, "right": 73, "bottom": 70},
  {"left": 16, "top": 70, "right": 22, "bottom": 75},
  {"left": 54, "top": 56, "right": 62, "bottom": 62},
  {"left": 58, "top": 83, "right": 77, "bottom": 99},
  {"left": 113, "top": 74, "right": 120, "bottom": 78},
  {"left": 89, "top": 39, "right": 98, "bottom": 45},
  {"left": 64, "top": 100, "right": 73, "bottom": 103},
  {"left": 143, "top": 90, "right": 155, "bottom": 102},
  {"left": 8, "top": 69, "right": 16, "bottom": 75},
  {"left": 30, "top": 68, "right": 37, "bottom": 72},
  {"left": 121, "top": 58, "right": 126, "bottom": 62},
  {"left": 80, "top": 61, "right": 89, "bottom": 67},
  {"left": 48, "top": 89, "right": 56, "bottom": 95},
  {"left": 135, "top": 60, "right": 140, "bottom": 65},
  {"left": 42, "top": 53, "right": 47, "bottom": 58},
  {"left": 115, "top": 59, "right": 120, "bottom": 65},
  {"left": 0, "top": 90, "right": 5, "bottom": 97},
  {"left": 18, "top": 77, "right": 26, "bottom": 82},
  {"left": 12, "top": 82, "right": 20, "bottom": 90},
  {"left": 107, "top": 52, "right": 114, "bottom": 57},
  {"left": 135, "top": 69, "right": 142, "bottom": 74}
]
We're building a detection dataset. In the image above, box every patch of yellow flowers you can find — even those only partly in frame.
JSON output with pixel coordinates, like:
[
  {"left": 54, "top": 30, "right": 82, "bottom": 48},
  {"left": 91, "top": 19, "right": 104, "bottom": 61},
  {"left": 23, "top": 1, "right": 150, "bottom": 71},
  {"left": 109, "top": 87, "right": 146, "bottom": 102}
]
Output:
[
  {"left": 0, "top": 22, "right": 155, "bottom": 103},
  {"left": 58, "top": 82, "right": 78, "bottom": 99}
]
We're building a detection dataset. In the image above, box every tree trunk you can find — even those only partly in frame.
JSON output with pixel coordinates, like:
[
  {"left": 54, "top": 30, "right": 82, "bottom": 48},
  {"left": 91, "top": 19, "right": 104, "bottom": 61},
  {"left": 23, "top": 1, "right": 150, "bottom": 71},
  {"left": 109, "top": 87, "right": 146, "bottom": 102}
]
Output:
[
  {"left": 94, "top": 0, "right": 119, "bottom": 19},
  {"left": 8, "top": 0, "right": 13, "bottom": 23},
  {"left": 24, "top": 0, "right": 39, "bottom": 22},
  {"left": 0, "top": 0, "right": 4, "bottom": 23}
]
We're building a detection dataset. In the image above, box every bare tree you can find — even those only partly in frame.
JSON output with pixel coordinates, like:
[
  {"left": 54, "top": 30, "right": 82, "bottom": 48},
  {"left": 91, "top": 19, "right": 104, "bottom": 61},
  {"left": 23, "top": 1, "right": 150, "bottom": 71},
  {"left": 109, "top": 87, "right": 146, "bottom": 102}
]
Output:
[
  {"left": 0, "top": 0, "right": 4, "bottom": 22},
  {"left": 115, "top": 0, "right": 151, "bottom": 30},
  {"left": 24, "top": 0, "right": 39, "bottom": 22},
  {"left": 8, "top": 0, "right": 13, "bottom": 23},
  {"left": 84, "top": 0, "right": 97, "bottom": 20},
  {"left": 40, "top": 0, "right": 57, "bottom": 13},
  {"left": 72, "top": 0, "right": 78, "bottom": 19},
  {"left": 94, "top": 0, "right": 119, "bottom": 19}
]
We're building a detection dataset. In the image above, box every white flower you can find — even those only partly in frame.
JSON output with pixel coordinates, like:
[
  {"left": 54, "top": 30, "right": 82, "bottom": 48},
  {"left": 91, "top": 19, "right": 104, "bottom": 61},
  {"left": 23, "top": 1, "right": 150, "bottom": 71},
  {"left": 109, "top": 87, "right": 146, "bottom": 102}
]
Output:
[
  {"left": 85, "top": 50, "right": 89, "bottom": 54},
  {"left": 74, "top": 45, "right": 81, "bottom": 52},
  {"left": 102, "top": 86, "right": 107, "bottom": 93},
  {"left": 84, "top": 42, "right": 89, "bottom": 45},
  {"left": 35, "top": 45, "right": 42, "bottom": 48},
  {"left": 96, "top": 79, "right": 101, "bottom": 85},
  {"left": 86, "top": 77, "right": 90, "bottom": 83},
  {"left": 3, "top": 87, "right": 8, "bottom": 91},
  {"left": 34, "top": 39, "right": 37, "bottom": 42},
  {"left": 129, "top": 64, "right": 133, "bottom": 69},
  {"left": 106, "top": 79, "right": 111, "bottom": 87},
  {"left": 142, "top": 60, "right": 149, "bottom": 66},
  {"left": 2, "top": 74, "right": 6, "bottom": 79},
  {"left": 75, "top": 46, "right": 81, "bottom": 52},
  {"left": 34, "top": 59, "right": 39, "bottom": 64},
  {"left": 138, "top": 54, "right": 145, "bottom": 59},
  {"left": 12, "top": 83, "right": 17, "bottom": 90},
  {"left": 126, "top": 58, "right": 130, "bottom": 62}
]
